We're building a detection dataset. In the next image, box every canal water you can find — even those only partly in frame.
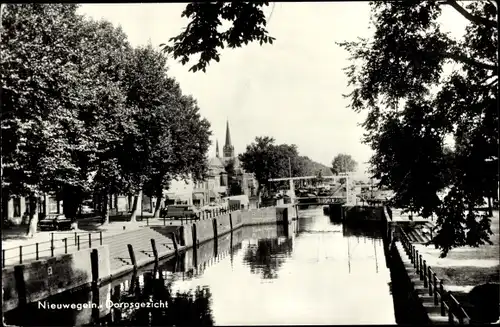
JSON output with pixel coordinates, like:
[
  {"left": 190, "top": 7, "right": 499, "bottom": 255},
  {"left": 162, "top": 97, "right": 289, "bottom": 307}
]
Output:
[{"left": 5, "top": 207, "right": 397, "bottom": 326}]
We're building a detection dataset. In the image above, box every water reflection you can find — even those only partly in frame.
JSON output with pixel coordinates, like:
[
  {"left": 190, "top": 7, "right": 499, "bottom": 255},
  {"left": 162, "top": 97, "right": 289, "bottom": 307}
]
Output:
[
  {"left": 5, "top": 209, "right": 397, "bottom": 326},
  {"left": 243, "top": 237, "right": 293, "bottom": 279}
]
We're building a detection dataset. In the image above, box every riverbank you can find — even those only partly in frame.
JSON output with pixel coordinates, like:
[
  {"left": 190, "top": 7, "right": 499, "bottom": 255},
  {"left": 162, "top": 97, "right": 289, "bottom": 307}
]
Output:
[{"left": 2, "top": 204, "right": 296, "bottom": 313}]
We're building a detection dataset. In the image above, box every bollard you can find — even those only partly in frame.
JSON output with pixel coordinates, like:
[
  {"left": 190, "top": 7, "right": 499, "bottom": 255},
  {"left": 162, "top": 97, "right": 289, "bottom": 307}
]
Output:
[
  {"left": 77, "top": 236, "right": 80, "bottom": 250},
  {"left": 64, "top": 238, "right": 68, "bottom": 254},
  {"left": 150, "top": 239, "right": 158, "bottom": 263},
  {"left": 440, "top": 280, "right": 445, "bottom": 316},
  {"left": 127, "top": 244, "right": 137, "bottom": 273},
  {"left": 89, "top": 233, "right": 92, "bottom": 248},
  {"left": 423, "top": 260, "right": 427, "bottom": 287},
  {"left": 35, "top": 243, "right": 39, "bottom": 260},
  {"left": 100, "top": 231, "right": 103, "bottom": 246}
]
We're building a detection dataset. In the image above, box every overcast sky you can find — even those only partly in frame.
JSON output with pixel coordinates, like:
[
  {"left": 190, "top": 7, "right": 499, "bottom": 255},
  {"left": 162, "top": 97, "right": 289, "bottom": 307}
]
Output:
[{"left": 78, "top": 2, "right": 467, "bottom": 177}]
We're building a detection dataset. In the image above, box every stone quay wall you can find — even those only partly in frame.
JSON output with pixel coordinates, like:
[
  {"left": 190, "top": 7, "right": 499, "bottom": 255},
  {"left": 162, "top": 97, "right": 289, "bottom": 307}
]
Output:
[{"left": 2, "top": 204, "right": 296, "bottom": 313}]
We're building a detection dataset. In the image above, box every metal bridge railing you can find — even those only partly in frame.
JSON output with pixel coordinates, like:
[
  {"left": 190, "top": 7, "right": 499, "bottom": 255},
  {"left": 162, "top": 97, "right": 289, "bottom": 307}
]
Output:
[{"left": 398, "top": 226, "right": 471, "bottom": 325}]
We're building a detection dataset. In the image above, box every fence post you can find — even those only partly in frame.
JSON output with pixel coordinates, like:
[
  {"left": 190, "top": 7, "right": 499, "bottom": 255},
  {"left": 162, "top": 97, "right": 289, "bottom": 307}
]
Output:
[
  {"left": 75, "top": 232, "right": 77, "bottom": 246},
  {"left": 35, "top": 243, "right": 39, "bottom": 260},
  {"left": 89, "top": 233, "right": 92, "bottom": 248},
  {"left": 51, "top": 233, "right": 54, "bottom": 257},
  {"left": 64, "top": 238, "right": 68, "bottom": 254},
  {"left": 19, "top": 246, "right": 23, "bottom": 264},
  {"left": 413, "top": 247, "right": 416, "bottom": 266},
  {"left": 428, "top": 266, "right": 432, "bottom": 296},
  {"left": 440, "top": 280, "right": 445, "bottom": 316},
  {"left": 423, "top": 260, "right": 427, "bottom": 287},
  {"left": 2, "top": 249, "right": 5, "bottom": 268},
  {"left": 433, "top": 273, "right": 438, "bottom": 305},
  {"left": 77, "top": 236, "right": 80, "bottom": 250},
  {"left": 419, "top": 255, "right": 423, "bottom": 280},
  {"left": 448, "top": 294, "right": 454, "bottom": 324},
  {"left": 100, "top": 231, "right": 103, "bottom": 246},
  {"left": 415, "top": 250, "right": 419, "bottom": 272}
]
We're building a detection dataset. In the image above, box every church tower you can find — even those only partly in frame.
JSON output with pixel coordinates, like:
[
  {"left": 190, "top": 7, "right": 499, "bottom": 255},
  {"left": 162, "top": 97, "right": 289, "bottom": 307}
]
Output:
[
  {"left": 223, "top": 120, "right": 234, "bottom": 159},
  {"left": 216, "top": 139, "right": 220, "bottom": 158}
]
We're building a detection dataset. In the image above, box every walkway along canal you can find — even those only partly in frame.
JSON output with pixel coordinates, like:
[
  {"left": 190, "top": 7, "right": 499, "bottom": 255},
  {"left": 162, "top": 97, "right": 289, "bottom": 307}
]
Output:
[{"left": 4, "top": 207, "right": 410, "bottom": 326}]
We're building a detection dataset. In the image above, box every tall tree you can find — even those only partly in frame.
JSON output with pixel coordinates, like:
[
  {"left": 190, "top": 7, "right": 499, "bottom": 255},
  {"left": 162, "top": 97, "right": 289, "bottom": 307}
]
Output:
[
  {"left": 1, "top": 4, "right": 87, "bottom": 235},
  {"left": 331, "top": 154, "right": 358, "bottom": 175},
  {"left": 338, "top": 1, "right": 498, "bottom": 256}
]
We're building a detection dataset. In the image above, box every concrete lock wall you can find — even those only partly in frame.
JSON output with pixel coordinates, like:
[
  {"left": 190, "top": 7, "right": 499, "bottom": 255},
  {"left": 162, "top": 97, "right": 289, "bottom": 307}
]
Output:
[
  {"left": 194, "top": 219, "right": 215, "bottom": 244},
  {"left": 240, "top": 207, "right": 277, "bottom": 226},
  {"left": 230, "top": 211, "right": 243, "bottom": 230},
  {"left": 217, "top": 214, "right": 231, "bottom": 236},
  {"left": 2, "top": 245, "right": 110, "bottom": 311}
]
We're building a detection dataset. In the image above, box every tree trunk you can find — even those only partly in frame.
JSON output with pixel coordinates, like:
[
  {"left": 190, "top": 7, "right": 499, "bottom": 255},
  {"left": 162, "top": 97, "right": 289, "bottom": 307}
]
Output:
[
  {"left": 487, "top": 196, "right": 493, "bottom": 217},
  {"left": 129, "top": 190, "right": 141, "bottom": 223},
  {"left": 25, "top": 194, "right": 38, "bottom": 238},
  {"left": 153, "top": 188, "right": 163, "bottom": 218},
  {"left": 102, "top": 192, "right": 110, "bottom": 224}
]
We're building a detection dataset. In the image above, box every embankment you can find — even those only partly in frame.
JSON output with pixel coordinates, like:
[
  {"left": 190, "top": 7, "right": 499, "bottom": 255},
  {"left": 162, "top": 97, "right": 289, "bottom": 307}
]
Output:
[{"left": 2, "top": 204, "right": 295, "bottom": 313}]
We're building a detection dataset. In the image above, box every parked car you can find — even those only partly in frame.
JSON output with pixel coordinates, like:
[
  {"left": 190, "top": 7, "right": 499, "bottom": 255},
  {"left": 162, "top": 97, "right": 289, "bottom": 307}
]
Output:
[
  {"left": 38, "top": 214, "right": 74, "bottom": 231},
  {"left": 81, "top": 205, "right": 94, "bottom": 214},
  {"left": 164, "top": 205, "right": 200, "bottom": 219}
]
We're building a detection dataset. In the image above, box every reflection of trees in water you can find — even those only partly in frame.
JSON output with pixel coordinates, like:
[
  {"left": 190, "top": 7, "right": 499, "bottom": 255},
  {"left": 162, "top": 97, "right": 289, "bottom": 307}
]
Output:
[
  {"left": 106, "top": 269, "right": 214, "bottom": 326},
  {"left": 243, "top": 238, "right": 293, "bottom": 279}
]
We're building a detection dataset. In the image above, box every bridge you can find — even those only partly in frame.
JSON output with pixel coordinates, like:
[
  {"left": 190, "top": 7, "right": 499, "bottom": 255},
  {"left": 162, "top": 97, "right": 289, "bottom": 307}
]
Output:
[
  {"left": 268, "top": 173, "right": 353, "bottom": 205},
  {"left": 295, "top": 196, "right": 346, "bottom": 205}
]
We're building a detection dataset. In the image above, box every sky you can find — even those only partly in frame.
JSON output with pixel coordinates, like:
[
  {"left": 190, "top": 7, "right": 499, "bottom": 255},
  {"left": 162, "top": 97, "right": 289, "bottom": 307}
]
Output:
[{"left": 77, "top": 2, "right": 468, "bottom": 178}]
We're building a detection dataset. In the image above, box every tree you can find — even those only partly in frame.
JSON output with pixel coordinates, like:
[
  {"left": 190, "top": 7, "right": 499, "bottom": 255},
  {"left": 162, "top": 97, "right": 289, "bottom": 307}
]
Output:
[
  {"left": 1, "top": 4, "right": 89, "bottom": 235},
  {"left": 165, "top": 1, "right": 498, "bottom": 256},
  {"left": 161, "top": 2, "right": 275, "bottom": 73},
  {"left": 331, "top": 154, "right": 358, "bottom": 175},
  {"left": 337, "top": 1, "right": 498, "bottom": 256}
]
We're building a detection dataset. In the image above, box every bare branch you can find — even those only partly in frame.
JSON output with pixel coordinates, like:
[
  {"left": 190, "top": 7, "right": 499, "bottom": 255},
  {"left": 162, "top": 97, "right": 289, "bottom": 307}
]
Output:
[
  {"left": 444, "top": 51, "right": 498, "bottom": 71},
  {"left": 440, "top": 0, "right": 497, "bottom": 28}
]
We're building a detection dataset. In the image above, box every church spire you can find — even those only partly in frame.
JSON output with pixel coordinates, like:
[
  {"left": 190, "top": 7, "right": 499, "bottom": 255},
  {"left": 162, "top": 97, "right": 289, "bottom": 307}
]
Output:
[
  {"left": 225, "top": 120, "right": 232, "bottom": 147},
  {"left": 223, "top": 120, "right": 234, "bottom": 159},
  {"left": 216, "top": 139, "right": 220, "bottom": 158}
]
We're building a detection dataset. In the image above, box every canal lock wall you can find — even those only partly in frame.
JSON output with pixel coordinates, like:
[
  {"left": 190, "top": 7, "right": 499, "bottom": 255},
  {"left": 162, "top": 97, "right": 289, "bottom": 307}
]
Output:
[{"left": 2, "top": 204, "right": 295, "bottom": 313}]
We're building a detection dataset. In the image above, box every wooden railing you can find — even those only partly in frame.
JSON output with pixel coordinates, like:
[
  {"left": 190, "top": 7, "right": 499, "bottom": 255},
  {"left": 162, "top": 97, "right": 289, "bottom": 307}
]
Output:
[{"left": 398, "top": 226, "right": 471, "bottom": 325}]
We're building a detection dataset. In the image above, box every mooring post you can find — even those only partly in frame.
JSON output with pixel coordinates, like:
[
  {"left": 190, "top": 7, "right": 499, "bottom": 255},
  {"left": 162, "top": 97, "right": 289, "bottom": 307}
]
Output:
[
  {"left": 64, "top": 238, "right": 68, "bottom": 254},
  {"left": 77, "top": 235, "right": 80, "bottom": 250},
  {"left": 90, "top": 249, "right": 99, "bottom": 285},
  {"left": 89, "top": 233, "right": 92, "bottom": 248},
  {"left": 35, "top": 243, "right": 39, "bottom": 260},
  {"left": 99, "top": 231, "right": 103, "bottom": 246},
  {"left": 127, "top": 244, "right": 137, "bottom": 273},
  {"left": 150, "top": 239, "right": 158, "bottom": 263},
  {"left": 170, "top": 232, "right": 179, "bottom": 257},
  {"left": 213, "top": 218, "right": 218, "bottom": 239}
]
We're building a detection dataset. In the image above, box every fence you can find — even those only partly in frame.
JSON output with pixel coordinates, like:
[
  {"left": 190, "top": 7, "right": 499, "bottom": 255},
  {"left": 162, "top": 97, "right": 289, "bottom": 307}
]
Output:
[
  {"left": 2, "top": 204, "right": 241, "bottom": 268},
  {"left": 398, "top": 226, "right": 471, "bottom": 325}
]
